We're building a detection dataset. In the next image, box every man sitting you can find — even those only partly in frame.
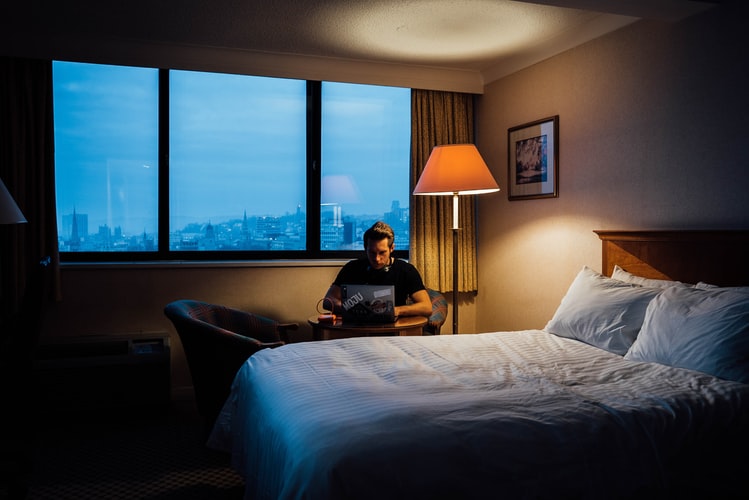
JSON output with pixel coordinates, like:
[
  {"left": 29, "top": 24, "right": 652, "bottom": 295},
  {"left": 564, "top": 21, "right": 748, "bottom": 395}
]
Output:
[{"left": 323, "top": 221, "right": 432, "bottom": 318}]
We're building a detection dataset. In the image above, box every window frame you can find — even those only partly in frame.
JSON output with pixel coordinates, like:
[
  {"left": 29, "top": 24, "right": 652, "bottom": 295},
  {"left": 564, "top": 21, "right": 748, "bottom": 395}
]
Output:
[{"left": 57, "top": 67, "right": 411, "bottom": 263}]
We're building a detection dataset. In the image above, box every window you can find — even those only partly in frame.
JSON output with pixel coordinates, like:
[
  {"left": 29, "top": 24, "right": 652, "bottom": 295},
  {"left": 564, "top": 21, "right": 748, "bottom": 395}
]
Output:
[
  {"left": 321, "top": 82, "right": 411, "bottom": 251},
  {"left": 169, "top": 71, "right": 307, "bottom": 252},
  {"left": 53, "top": 61, "right": 412, "bottom": 261},
  {"left": 53, "top": 62, "right": 159, "bottom": 252}
]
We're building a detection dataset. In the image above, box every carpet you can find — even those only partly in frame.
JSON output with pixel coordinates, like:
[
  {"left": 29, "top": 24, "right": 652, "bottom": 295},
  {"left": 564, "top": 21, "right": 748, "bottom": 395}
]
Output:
[{"left": 22, "top": 402, "right": 244, "bottom": 500}]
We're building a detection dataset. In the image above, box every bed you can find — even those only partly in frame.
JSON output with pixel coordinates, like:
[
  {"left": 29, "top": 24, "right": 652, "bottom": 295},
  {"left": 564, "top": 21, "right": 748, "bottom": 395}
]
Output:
[{"left": 209, "top": 230, "right": 749, "bottom": 499}]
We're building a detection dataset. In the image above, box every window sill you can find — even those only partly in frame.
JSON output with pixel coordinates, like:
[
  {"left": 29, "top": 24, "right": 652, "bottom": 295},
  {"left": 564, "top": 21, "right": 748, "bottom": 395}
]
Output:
[{"left": 60, "top": 259, "right": 349, "bottom": 270}]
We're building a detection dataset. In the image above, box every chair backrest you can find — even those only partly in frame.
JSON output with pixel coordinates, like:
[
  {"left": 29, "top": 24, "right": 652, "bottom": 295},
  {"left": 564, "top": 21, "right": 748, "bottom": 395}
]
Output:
[
  {"left": 424, "top": 288, "right": 448, "bottom": 335},
  {"left": 164, "top": 299, "right": 285, "bottom": 435},
  {"left": 170, "top": 299, "right": 284, "bottom": 341}
]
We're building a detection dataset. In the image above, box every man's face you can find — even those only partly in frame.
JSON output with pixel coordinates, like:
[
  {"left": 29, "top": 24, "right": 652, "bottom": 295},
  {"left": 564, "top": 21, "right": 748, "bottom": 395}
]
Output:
[{"left": 366, "top": 238, "right": 393, "bottom": 270}]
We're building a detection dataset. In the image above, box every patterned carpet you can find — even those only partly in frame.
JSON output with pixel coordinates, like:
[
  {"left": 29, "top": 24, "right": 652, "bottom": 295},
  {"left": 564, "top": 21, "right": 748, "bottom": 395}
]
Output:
[{"left": 23, "top": 402, "right": 244, "bottom": 500}]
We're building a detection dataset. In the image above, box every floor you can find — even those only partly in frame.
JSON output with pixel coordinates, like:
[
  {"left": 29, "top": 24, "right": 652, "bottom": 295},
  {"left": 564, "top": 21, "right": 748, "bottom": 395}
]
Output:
[{"left": 5, "top": 400, "right": 244, "bottom": 500}]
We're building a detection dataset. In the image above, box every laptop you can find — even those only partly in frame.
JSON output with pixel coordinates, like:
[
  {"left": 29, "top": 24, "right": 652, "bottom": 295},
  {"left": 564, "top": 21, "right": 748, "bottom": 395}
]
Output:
[{"left": 340, "top": 284, "right": 397, "bottom": 324}]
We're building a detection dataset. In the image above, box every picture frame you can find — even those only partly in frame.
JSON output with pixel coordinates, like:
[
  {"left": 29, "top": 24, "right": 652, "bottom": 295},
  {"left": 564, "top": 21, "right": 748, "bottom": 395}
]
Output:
[{"left": 507, "top": 115, "right": 559, "bottom": 200}]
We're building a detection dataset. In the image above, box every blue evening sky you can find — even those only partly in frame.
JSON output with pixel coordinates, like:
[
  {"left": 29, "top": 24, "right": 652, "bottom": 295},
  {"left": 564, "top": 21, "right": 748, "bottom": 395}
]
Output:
[{"left": 53, "top": 61, "right": 410, "bottom": 237}]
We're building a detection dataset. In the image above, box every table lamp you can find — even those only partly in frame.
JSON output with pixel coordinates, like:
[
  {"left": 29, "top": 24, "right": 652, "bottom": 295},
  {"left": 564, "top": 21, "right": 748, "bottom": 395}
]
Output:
[{"left": 0, "top": 177, "right": 27, "bottom": 224}]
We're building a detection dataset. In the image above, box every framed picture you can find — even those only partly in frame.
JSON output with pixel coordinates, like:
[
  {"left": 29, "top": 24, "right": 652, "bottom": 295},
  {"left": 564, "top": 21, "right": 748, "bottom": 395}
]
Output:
[{"left": 507, "top": 115, "right": 559, "bottom": 200}]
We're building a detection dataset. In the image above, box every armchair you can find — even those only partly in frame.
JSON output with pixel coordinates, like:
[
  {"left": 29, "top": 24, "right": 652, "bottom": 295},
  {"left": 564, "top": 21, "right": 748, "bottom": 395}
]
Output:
[
  {"left": 164, "top": 299, "right": 298, "bottom": 436},
  {"left": 424, "top": 288, "right": 448, "bottom": 335}
]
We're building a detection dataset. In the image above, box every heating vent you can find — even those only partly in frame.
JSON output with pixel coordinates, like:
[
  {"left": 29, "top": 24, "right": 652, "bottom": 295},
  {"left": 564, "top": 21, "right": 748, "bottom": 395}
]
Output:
[{"left": 34, "top": 333, "right": 170, "bottom": 414}]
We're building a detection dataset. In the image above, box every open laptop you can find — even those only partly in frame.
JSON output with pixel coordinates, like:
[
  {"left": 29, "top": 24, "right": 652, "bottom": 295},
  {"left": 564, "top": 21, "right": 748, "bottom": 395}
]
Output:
[{"left": 340, "top": 284, "right": 397, "bottom": 324}]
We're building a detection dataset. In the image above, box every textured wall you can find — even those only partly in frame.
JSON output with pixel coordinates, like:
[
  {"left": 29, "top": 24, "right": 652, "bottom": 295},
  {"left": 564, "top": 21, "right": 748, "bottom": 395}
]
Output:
[{"left": 475, "top": 1, "right": 749, "bottom": 333}]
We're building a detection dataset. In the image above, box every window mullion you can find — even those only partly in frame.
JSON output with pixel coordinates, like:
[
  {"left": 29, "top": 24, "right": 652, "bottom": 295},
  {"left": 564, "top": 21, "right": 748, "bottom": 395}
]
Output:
[
  {"left": 307, "top": 80, "right": 322, "bottom": 257},
  {"left": 158, "top": 68, "right": 170, "bottom": 257}
]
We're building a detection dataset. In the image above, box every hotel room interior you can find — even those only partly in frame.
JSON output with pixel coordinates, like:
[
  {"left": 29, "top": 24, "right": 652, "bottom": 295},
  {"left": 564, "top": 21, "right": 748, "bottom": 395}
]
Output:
[{"left": 2, "top": 0, "right": 748, "bottom": 498}]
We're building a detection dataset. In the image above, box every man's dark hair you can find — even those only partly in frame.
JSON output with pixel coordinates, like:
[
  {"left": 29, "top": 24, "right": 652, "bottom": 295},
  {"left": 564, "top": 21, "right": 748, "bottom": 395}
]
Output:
[{"left": 363, "top": 221, "right": 395, "bottom": 248}]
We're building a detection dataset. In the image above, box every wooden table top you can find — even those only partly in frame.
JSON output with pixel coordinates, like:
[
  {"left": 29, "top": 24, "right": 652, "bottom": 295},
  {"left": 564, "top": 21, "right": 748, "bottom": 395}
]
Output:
[{"left": 308, "top": 315, "right": 427, "bottom": 331}]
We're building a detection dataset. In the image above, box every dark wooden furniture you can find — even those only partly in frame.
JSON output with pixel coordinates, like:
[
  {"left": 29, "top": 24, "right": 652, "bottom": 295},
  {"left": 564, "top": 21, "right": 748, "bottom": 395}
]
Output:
[
  {"left": 595, "top": 230, "right": 749, "bottom": 286},
  {"left": 308, "top": 315, "right": 427, "bottom": 341}
]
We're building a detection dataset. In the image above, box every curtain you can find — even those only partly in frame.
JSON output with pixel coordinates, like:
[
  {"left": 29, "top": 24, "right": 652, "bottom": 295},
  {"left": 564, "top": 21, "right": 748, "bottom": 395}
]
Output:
[
  {"left": 0, "top": 56, "right": 60, "bottom": 323},
  {"left": 0, "top": 57, "right": 59, "bottom": 492},
  {"left": 410, "top": 89, "right": 477, "bottom": 293}
]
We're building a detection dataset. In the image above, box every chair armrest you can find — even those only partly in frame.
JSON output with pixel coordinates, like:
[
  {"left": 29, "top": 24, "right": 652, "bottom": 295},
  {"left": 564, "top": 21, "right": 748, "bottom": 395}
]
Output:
[
  {"left": 257, "top": 340, "right": 286, "bottom": 349},
  {"left": 200, "top": 322, "right": 271, "bottom": 352}
]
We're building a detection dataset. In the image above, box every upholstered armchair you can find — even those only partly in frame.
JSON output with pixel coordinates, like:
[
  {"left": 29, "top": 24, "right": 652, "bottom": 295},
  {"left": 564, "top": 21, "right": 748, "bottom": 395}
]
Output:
[
  {"left": 164, "top": 299, "right": 298, "bottom": 436},
  {"left": 424, "top": 288, "right": 448, "bottom": 335}
]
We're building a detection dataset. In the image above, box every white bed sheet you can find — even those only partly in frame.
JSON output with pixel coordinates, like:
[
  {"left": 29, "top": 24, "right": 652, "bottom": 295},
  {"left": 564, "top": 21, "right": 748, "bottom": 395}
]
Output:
[{"left": 209, "top": 330, "right": 749, "bottom": 499}]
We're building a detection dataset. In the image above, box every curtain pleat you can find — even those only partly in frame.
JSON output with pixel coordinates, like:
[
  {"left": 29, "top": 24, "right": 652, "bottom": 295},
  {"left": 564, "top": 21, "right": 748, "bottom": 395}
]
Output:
[
  {"left": 410, "top": 89, "right": 477, "bottom": 293},
  {"left": 0, "top": 56, "right": 60, "bottom": 322}
]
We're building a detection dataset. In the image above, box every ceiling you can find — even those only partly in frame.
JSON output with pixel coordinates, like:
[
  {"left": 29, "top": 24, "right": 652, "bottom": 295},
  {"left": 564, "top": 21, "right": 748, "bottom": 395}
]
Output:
[{"left": 2, "top": 0, "right": 718, "bottom": 86}]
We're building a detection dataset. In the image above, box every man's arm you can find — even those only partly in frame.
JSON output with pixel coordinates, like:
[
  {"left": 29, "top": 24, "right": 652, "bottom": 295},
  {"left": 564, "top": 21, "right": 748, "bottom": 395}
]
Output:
[
  {"left": 395, "top": 288, "right": 432, "bottom": 318},
  {"left": 323, "top": 284, "right": 344, "bottom": 315},
  {"left": 323, "top": 259, "right": 356, "bottom": 315}
]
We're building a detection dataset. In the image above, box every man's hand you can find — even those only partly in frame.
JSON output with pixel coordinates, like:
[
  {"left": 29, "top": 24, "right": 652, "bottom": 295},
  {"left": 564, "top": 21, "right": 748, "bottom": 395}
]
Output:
[{"left": 395, "top": 289, "right": 432, "bottom": 317}]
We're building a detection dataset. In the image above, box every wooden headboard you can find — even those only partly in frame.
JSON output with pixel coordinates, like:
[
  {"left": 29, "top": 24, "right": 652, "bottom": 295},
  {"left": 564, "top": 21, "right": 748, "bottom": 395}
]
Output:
[{"left": 595, "top": 230, "right": 749, "bottom": 286}]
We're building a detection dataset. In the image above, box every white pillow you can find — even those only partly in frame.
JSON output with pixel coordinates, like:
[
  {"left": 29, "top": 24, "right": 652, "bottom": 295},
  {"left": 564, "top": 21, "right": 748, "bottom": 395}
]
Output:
[
  {"left": 625, "top": 286, "right": 749, "bottom": 384},
  {"left": 694, "top": 281, "right": 749, "bottom": 292},
  {"left": 611, "top": 265, "right": 687, "bottom": 289},
  {"left": 545, "top": 266, "right": 661, "bottom": 355},
  {"left": 694, "top": 281, "right": 719, "bottom": 290}
]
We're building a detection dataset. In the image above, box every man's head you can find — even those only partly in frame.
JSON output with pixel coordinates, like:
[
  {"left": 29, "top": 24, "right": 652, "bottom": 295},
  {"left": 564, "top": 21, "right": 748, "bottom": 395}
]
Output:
[{"left": 363, "top": 221, "right": 395, "bottom": 271}]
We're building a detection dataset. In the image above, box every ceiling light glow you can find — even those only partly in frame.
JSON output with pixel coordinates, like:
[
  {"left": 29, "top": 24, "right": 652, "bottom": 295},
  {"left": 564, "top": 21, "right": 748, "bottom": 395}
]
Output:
[{"left": 314, "top": 0, "right": 593, "bottom": 64}]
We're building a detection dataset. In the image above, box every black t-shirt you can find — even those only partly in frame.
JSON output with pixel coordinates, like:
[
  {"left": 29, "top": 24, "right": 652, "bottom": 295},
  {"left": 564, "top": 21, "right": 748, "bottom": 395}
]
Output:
[{"left": 333, "top": 258, "right": 426, "bottom": 306}]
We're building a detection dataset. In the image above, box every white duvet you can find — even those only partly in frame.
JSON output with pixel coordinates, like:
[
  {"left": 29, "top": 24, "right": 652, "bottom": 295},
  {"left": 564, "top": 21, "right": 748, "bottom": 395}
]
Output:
[{"left": 209, "top": 330, "right": 749, "bottom": 499}]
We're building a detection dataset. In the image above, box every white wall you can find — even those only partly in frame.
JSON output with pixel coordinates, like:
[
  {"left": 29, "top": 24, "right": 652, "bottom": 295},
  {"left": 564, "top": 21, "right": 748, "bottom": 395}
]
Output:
[{"left": 474, "top": 0, "right": 749, "bottom": 333}]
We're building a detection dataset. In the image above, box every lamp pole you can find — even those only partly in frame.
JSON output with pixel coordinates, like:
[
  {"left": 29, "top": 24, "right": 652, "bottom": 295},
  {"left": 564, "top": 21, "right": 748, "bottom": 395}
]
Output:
[{"left": 452, "top": 193, "right": 459, "bottom": 334}]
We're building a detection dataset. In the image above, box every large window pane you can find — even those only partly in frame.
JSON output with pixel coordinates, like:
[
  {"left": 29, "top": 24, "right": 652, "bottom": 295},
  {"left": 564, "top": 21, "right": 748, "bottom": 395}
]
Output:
[
  {"left": 321, "top": 83, "right": 411, "bottom": 250},
  {"left": 54, "top": 61, "right": 159, "bottom": 252},
  {"left": 169, "top": 71, "right": 307, "bottom": 251}
]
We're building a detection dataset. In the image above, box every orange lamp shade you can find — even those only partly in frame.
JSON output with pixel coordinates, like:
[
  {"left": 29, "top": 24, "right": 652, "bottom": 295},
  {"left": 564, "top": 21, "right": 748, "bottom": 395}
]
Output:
[{"left": 413, "top": 144, "right": 499, "bottom": 196}]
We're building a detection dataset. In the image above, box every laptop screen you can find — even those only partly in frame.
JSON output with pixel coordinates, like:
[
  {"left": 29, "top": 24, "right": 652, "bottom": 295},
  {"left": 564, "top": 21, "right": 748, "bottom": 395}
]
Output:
[{"left": 340, "top": 284, "right": 396, "bottom": 323}]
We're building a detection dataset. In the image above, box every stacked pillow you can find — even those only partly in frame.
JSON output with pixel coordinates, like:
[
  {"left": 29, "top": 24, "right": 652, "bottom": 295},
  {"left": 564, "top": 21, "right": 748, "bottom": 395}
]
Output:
[
  {"left": 624, "top": 285, "right": 749, "bottom": 383},
  {"left": 544, "top": 266, "right": 662, "bottom": 355},
  {"left": 611, "top": 265, "right": 688, "bottom": 289},
  {"left": 545, "top": 265, "right": 749, "bottom": 383}
]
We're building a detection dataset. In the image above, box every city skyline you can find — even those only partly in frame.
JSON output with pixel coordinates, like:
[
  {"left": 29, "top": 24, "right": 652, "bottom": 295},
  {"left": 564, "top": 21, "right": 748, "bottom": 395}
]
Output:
[{"left": 58, "top": 199, "right": 410, "bottom": 252}]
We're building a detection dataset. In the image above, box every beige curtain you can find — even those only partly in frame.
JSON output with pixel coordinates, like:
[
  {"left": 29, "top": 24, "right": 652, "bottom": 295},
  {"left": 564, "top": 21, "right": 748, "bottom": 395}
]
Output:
[{"left": 410, "top": 89, "right": 478, "bottom": 293}]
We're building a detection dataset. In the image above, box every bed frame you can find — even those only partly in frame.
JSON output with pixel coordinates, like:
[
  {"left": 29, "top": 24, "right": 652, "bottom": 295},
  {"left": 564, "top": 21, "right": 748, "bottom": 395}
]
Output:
[{"left": 595, "top": 230, "right": 749, "bottom": 286}]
